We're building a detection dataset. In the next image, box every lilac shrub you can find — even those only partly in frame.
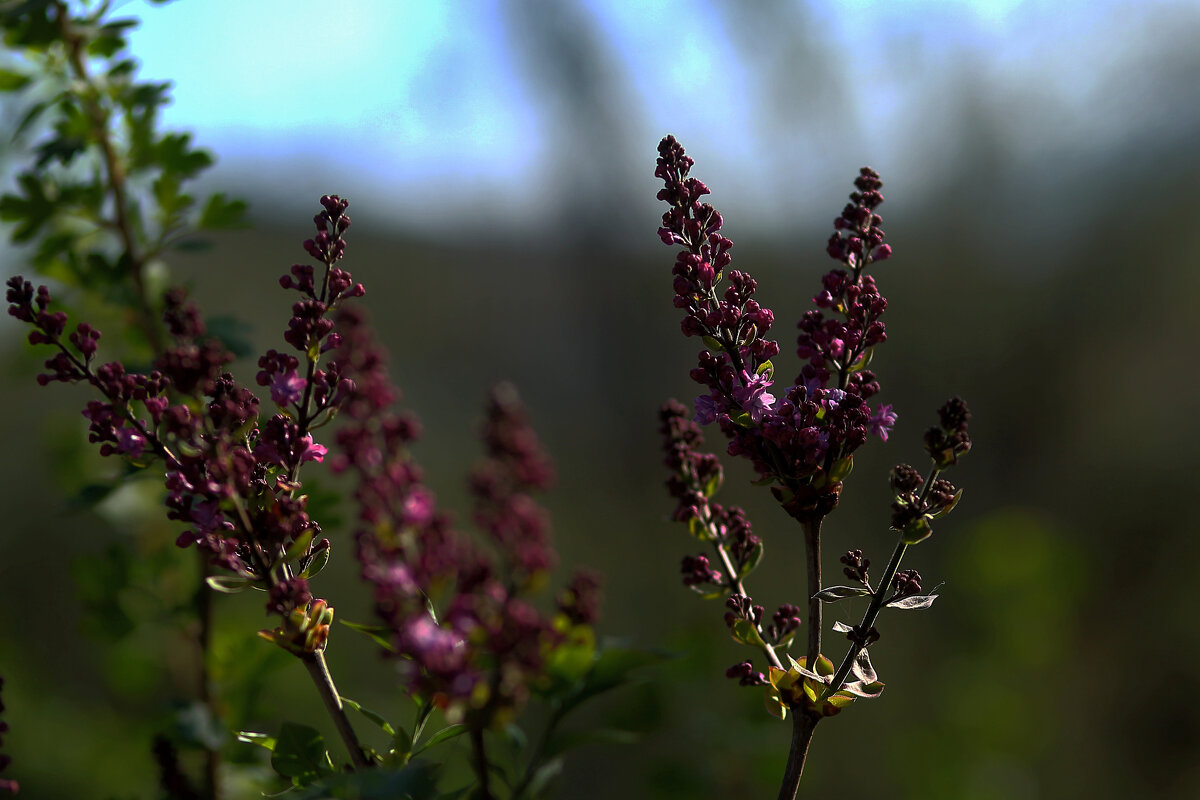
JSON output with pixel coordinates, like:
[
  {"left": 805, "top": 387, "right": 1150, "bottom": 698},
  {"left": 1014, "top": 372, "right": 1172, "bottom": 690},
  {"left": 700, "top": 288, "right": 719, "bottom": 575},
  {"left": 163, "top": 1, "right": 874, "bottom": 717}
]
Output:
[
  {"left": 654, "top": 135, "right": 971, "bottom": 798},
  {"left": 2, "top": 5, "right": 659, "bottom": 796},
  {"left": 7, "top": 192, "right": 637, "bottom": 797}
]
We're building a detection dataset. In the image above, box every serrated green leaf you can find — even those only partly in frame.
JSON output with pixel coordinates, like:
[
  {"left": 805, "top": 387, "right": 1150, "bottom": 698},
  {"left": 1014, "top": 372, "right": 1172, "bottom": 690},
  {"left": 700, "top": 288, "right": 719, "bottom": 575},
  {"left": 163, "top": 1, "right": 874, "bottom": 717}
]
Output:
[
  {"left": 88, "top": 32, "right": 126, "bottom": 58},
  {"left": 340, "top": 696, "right": 396, "bottom": 738},
  {"left": 272, "top": 722, "right": 334, "bottom": 784},
  {"left": 198, "top": 192, "right": 249, "bottom": 229}
]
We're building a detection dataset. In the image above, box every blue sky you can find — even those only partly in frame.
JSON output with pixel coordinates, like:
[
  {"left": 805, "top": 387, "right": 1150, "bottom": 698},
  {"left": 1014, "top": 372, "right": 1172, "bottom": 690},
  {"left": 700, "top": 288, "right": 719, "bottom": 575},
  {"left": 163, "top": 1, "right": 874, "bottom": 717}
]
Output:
[{"left": 114, "top": 0, "right": 1194, "bottom": 230}]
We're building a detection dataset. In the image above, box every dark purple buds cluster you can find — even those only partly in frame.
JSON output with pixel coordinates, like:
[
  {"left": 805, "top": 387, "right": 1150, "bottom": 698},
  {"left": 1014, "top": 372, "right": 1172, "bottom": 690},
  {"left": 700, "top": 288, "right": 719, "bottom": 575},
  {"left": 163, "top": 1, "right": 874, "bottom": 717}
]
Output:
[
  {"left": 6, "top": 196, "right": 371, "bottom": 623},
  {"left": 655, "top": 137, "right": 897, "bottom": 506},
  {"left": 333, "top": 307, "right": 596, "bottom": 723},
  {"left": 469, "top": 383, "right": 557, "bottom": 583},
  {"left": 924, "top": 396, "right": 972, "bottom": 468},
  {"left": 840, "top": 549, "right": 871, "bottom": 585},
  {"left": 724, "top": 594, "right": 764, "bottom": 629},
  {"left": 766, "top": 604, "right": 803, "bottom": 645},
  {"left": 726, "top": 661, "right": 768, "bottom": 687},
  {"left": 0, "top": 676, "right": 16, "bottom": 795},
  {"left": 682, "top": 554, "right": 724, "bottom": 589},
  {"left": 556, "top": 570, "right": 602, "bottom": 626},
  {"left": 827, "top": 167, "right": 891, "bottom": 270},
  {"left": 890, "top": 569, "right": 922, "bottom": 601}
]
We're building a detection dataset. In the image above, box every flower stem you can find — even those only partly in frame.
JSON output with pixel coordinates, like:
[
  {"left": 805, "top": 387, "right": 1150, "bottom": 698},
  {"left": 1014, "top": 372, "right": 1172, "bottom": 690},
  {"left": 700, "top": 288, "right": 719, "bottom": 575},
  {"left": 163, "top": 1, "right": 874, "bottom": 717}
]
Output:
[
  {"left": 300, "top": 651, "right": 371, "bottom": 770},
  {"left": 196, "top": 552, "right": 218, "bottom": 799},
  {"left": 822, "top": 466, "right": 940, "bottom": 699},
  {"left": 54, "top": 0, "right": 162, "bottom": 355},
  {"left": 776, "top": 710, "right": 820, "bottom": 800},
  {"left": 470, "top": 726, "right": 495, "bottom": 800},
  {"left": 801, "top": 517, "right": 823, "bottom": 667}
]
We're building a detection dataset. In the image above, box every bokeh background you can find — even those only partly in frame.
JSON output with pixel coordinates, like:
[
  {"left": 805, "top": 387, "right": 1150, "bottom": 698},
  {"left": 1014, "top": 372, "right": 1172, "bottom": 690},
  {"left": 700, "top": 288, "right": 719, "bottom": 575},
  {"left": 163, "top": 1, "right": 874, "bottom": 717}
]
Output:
[{"left": 3, "top": 0, "right": 1200, "bottom": 797}]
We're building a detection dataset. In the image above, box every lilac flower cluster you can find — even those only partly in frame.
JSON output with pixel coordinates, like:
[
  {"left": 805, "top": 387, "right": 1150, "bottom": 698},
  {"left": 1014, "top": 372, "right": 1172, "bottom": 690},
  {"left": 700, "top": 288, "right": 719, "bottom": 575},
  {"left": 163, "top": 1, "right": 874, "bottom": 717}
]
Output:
[
  {"left": 0, "top": 676, "right": 16, "bottom": 795},
  {"left": 332, "top": 307, "right": 599, "bottom": 723},
  {"left": 659, "top": 401, "right": 766, "bottom": 594},
  {"left": 659, "top": 400, "right": 803, "bottom": 679},
  {"left": 5, "top": 196, "right": 364, "bottom": 633},
  {"left": 655, "top": 136, "right": 896, "bottom": 517}
]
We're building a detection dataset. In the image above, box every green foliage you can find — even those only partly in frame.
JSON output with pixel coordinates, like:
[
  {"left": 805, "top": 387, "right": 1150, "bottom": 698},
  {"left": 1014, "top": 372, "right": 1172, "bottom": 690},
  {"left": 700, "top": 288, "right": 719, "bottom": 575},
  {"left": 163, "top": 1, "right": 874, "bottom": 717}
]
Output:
[
  {"left": 0, "top": 0, "right": 247, "bottom": 322},
  {"left": 272, "top": 722, "right": 336, "bottom": 786}
]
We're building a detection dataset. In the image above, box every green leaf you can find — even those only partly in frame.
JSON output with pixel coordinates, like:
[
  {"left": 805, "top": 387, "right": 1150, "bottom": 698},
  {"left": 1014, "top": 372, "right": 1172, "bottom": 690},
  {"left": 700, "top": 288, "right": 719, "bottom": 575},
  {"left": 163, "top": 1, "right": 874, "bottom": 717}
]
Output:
[
  {"left": 157, "top": 132, "right": 213, "bottom": 178},
  {"left": 736, "top": 541, "right": 764, "bottom": 580},
  {"left": 283, "top": 529, "right": 316, "bottom": 563},
  {"left": 236, "top": 731, "right": 277, "bottom": 751},
  {"left": 900, "top": 517, "right": 933, "bottom": 545},
  {"left": 412, "top": 724, "right": 467, "bottom": 756},
  {"left": 730, "top": 619, "right": 767, "bottom": 649},
  {"left": 701, "top": 465, "right": 723, "bottom": 498},
  {"left": 827, "top": 455, "right": 854, "bottom": 483},
  {"left": 0, "top": 172, "right": 53, "bottom": 242},
  {"left": 301, "top": 545, "right": 331, "bottom": 579},
  {"left": 206, "top": 575, "right": 253, "bottom": 593},
  {"left": 811, "top": 585, "right": 872, "bottom": 603},
  {"left": 730, "top": 411, "right": 755, "bottom": 428},
  {"left": 560, "top": 644, "right": 670, "bottom": 715},
  {"left": 544, "top": 623, "right": 595, "bottom": 684},
  {"left": 198, "top": 192, "right": 249, "bottom": 229},
  {"left": 340, "top": 696, "right": 396, "bottom": 738},
  {"left": 339, "top": 619, "right": 397, "bottom": 652},
  {"left": 272, "top": 722, "right": 335, "bottom": 785},
  {"left": 930, "top": 488, "right": 963, "bottom": 519},
  {"left": 0, "top": 68, "right": 31, "bottom": 92},
  {"left": 12, "top": 97, "right": 53, "bottom": 140}
]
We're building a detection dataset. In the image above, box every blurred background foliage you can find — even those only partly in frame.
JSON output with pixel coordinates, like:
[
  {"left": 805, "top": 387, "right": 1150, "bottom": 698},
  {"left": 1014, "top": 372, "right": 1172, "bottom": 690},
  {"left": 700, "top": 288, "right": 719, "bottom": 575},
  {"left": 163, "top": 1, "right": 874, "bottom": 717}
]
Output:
[{"left": 2, "top": 0, "right": 1199, "bottom": 797}]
